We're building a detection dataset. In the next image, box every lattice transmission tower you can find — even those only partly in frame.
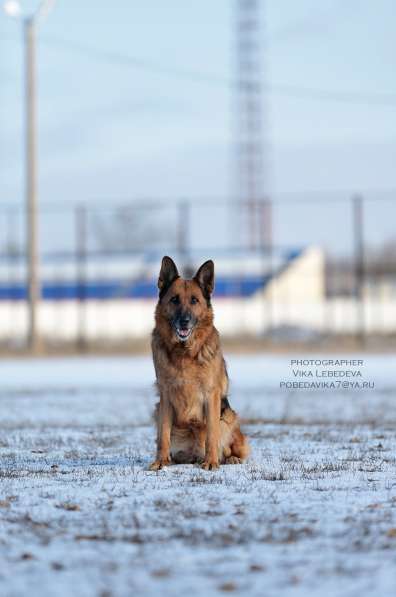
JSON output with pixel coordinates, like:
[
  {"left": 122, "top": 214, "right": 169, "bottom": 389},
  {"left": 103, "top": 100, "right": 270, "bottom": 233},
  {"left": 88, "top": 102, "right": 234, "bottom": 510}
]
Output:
[{"left": 234, "top": 0, "right": 271, "bottom": 250}]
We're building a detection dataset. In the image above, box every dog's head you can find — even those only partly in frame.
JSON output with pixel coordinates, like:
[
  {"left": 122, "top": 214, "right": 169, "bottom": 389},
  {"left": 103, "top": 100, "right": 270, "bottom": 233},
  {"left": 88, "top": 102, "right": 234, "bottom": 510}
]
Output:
[{"left": 156, "top": 256, "right": 214, "bottom": 343}]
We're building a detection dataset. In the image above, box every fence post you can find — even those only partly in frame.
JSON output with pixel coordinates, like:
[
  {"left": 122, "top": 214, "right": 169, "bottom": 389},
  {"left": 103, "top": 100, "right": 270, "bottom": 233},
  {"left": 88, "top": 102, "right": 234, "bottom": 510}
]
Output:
[
  {"left": 260, "top": 198, "right": 273, "bottom": 337},
  {"left": 178, "top": 200, "right": 192, "bottom": 276},
  {"left": 353, "top": 194, "right": 365, "bottom": 346},
  {"left": 6, "top": 207, "right": 18, "bottom": 346},
  {"left": 76, "top": 205, "right": 87, "bottom": 351}
]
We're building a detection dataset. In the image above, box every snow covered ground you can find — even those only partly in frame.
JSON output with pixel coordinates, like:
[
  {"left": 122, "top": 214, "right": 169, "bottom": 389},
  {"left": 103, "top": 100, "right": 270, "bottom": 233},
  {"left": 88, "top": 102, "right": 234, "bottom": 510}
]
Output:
[{"left": 0, "top": 354, "right": 395, "bottom": 596}]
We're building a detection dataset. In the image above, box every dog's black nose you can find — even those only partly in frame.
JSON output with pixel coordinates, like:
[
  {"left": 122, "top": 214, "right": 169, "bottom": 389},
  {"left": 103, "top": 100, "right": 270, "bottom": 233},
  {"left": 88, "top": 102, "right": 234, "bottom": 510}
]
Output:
[{"left": 179, "top": 313, "right": 191, "bottom": 328}]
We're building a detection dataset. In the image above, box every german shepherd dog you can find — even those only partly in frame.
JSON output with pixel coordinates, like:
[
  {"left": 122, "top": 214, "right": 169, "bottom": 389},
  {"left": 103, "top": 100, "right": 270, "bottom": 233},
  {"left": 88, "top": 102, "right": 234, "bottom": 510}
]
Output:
[{"left": 149, "top": 256, "right": 249, "bottom": 471}]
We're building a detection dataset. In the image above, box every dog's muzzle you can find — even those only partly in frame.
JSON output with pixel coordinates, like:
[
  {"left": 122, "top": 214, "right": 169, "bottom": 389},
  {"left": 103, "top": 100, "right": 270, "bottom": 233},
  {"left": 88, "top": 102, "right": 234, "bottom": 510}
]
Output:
[{"left": 173, "top": 312, "right": 195, "bottom": 342}]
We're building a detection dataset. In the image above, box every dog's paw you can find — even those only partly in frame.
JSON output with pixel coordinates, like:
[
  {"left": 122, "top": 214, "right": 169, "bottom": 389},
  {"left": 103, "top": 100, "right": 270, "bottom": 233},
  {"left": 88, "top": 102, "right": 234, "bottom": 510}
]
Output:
[
  {"left": 225, "top": 456, "right": 243, "bottom": 465},
  {"left": 148, "top": 458, "right": 171, "bottom": 471},
  {"left": 201, "top": 460, "right": 219, "bottom": 471}
]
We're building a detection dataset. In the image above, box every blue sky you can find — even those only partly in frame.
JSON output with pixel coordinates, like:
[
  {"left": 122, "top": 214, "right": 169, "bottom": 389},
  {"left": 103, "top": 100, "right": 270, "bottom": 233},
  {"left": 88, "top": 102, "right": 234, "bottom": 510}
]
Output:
[{"left": 1, "top": 0, "right": 396, "bottom": 253}]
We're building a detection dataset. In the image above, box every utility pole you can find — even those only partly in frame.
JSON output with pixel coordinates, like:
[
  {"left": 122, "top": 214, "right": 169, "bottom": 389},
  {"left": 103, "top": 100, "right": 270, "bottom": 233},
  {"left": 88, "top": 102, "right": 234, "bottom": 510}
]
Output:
[
  {"left": 4, "top": 0, "right": 56, "bottom": 353},
  {"left": 24, "top": 17, "right": 40, "bottom": 352}
]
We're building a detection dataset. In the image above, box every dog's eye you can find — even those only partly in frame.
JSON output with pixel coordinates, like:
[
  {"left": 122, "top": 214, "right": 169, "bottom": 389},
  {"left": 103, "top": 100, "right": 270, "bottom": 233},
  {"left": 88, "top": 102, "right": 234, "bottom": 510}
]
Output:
[
  {"left": 190, "top": 296, "right": 198, "bottom": 305},
  {"left": 170, "top": 295, "right": 180, "bottom": 304}
]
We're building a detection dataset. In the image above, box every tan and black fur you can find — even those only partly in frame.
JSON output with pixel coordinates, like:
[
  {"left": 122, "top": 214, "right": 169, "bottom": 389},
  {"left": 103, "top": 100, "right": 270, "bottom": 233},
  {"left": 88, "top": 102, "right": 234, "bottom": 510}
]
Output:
[{"left": 149, "top": 256, "right": 249, "bottom": 471}]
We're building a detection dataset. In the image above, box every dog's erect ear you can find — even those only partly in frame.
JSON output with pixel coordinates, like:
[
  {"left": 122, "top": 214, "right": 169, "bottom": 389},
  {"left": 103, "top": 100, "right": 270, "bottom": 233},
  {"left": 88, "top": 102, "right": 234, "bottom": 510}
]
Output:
[
  {"left": 158, "top": 256, "right": 179, "bottom": 297},
  {"left": 194, "top": 260, "right": 214, "bottom": 300}
]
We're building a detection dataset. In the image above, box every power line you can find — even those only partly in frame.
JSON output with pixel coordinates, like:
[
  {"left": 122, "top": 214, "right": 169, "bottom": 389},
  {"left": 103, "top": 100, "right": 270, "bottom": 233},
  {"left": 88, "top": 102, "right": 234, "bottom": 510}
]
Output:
[
  {"left": 40, "top": 34, "right": 232, "bottom": 85},
  {"left": 36, "top": 33, "right": 396, "bottom": 108},
  {"left": 2, "top": 29, "right": 396, "bottom": 107},
  {"left": 272, "top": 84, "right": 396, "bottom": 107}
]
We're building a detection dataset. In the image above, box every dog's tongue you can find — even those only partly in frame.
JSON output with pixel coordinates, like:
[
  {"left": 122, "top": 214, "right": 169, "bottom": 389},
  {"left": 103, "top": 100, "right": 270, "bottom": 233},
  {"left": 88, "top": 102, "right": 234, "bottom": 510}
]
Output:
[{"left": 179, "top": 329, "right": 189, "bottom": 337}]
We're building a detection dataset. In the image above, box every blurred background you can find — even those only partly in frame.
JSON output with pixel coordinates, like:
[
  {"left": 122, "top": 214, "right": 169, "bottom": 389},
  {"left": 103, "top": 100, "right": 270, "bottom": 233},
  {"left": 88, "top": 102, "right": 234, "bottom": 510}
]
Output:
[{"left": 0, "top": 0, "right": 395, "bottom": 354}]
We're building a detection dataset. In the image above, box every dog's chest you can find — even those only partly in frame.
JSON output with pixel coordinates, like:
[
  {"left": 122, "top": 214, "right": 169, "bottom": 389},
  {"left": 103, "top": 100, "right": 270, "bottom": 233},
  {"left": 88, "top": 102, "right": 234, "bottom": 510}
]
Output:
[
  {"left": 160, "top": 364, "right": 208, "bottom": 428},
  {"left": 173, "top": 373, "right": 207, "bottom": 427}
]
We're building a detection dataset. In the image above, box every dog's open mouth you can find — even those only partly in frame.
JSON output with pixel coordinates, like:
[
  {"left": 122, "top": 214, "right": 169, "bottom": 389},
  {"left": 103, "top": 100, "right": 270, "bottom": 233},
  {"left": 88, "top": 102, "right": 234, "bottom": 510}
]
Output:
[{"left": 175, "top": 327, "right": 192, "bottom": 341}]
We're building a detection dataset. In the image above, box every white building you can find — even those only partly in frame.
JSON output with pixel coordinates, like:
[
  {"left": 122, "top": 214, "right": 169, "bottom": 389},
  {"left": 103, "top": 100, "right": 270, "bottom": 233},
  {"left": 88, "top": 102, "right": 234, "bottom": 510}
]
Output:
[{"left": 0, "top": 246, "right": 394, "bottom": 343}]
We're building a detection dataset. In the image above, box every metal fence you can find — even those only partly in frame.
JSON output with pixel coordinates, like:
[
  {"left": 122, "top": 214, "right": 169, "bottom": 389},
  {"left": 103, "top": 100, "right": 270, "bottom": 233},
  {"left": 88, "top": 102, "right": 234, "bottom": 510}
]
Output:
[{"left": 0, "top": 192, "right": 395, "bottom": 350}]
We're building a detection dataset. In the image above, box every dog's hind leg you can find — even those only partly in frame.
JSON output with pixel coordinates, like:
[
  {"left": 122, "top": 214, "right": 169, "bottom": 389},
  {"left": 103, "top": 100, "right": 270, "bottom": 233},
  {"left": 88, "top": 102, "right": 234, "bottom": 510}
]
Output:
[
  {"left": 227, "top": 427, "right": 250, "bottom": 463},
  {"left": 219, "top": 400, "right": 250, "bottom": 464}
]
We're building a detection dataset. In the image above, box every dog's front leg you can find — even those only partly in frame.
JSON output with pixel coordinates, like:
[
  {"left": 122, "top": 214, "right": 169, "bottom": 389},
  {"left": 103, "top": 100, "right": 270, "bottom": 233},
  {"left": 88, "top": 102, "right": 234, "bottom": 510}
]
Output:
[
  {"left": 202, "top": 392, "right": 220, "bottom": 470},
  {"left": 149, "top": 397, "right": 172, "bottom": 470}
]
